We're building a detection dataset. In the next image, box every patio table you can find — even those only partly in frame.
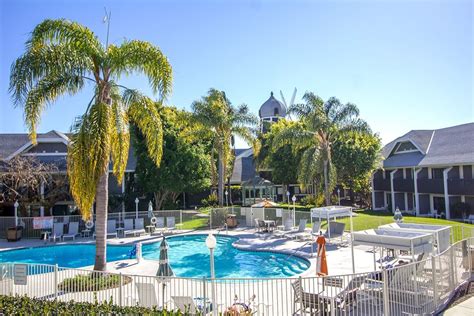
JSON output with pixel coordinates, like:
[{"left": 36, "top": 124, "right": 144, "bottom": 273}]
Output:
[
  {"left": 263, "top": 220, "right": 275, "bottom": 232},
  {"left": 116, "top": 227, "right": 124, "bottom": 237},
  {"left": 146, "top": 225, "right": 155, "bottom": 234}
]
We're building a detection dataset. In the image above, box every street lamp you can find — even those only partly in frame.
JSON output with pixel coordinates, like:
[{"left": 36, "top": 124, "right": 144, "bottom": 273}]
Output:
[
  {"left": 337, "top": 188, "right": 341, "bottom": 206},
  {"left": 291, "top": 195, "right": 297, "bottom": 227},
  {"left": 205, "top": 233, "right": 217, "bottom": 316},
  {"left": 134, "top": 197, "right": 139, "bottom": 220},
  {"left": 14, "top": 201, "right": 19, "bottom": 227},
  {"left": 225, "top": 190, "right": 228, "bottom": 207}
]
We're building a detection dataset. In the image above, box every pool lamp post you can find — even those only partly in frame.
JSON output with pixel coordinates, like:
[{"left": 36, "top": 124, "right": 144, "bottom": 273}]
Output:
[
  {"left": 14, "top": 201, "right": 19, "bottom": 226},
  {"left": 205, "top": 233, "right": 217, "bottom": 316},
  {"left": 134, "top": 197, "right": 139, "bottom": 220},
  {"left": 337, "top": 188, "right": 341, "bottom": 206},
  {"left": 292, "top": 195, "right": 296, "bottom": 227}
]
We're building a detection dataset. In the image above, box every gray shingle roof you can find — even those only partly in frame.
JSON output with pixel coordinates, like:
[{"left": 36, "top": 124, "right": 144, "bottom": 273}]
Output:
[
  {"left": 259, "top": 92, "right": 287, "bottom": 118},
  {"left": 382, "top": 123, "right": 474, "bottom": 168},
  {"left": 230, "top": 148, "right": 256, "bottom": 184}
]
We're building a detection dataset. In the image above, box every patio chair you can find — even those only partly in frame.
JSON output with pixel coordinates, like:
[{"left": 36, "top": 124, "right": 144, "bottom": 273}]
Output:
[
  {"left": 133, "top": 218, "right": 146, "bottom": 236},
  {"left": 294, "top": 221, "right": 322, "bottom": 241},
  {"left": 172, "top": 296, "right": 212, "bottom": 315},
  {"left": 107, "top": 219, "right": 118, "bottom": 238},
  {"left": 273, "top": 219, "right": 293, "bottom": 237},
  {"left": 292, "top": 278, "right": 322, "bottom": 315},
  {"left": 284, "top": 219, "right": 307, "bottom": 239},
  {"left": 49, "top": 222, "right": 64, "bottom": 242},
  {"left": 334, "top": 275, "right": 367, "bottom": 313},
  {"left": 151, "top": 217, "right": 167, "bottom": 235},
  {"left": 123, "top": 218, "right": 135, "bottom": 237},
  {"left": 166, "top": 217, "right": 176, "bottom": 233},
  {"left": 62, "top": 222, "right": 79, "bottom": 241},
  {"left": 464, "top": 214, "right": 474, "bottom": 224},
  {"left": 136, "top": 282, "right": 159, "bottom": 308},
  {"left": 323, "top": 221, "right": 345, "bottom": 243}
]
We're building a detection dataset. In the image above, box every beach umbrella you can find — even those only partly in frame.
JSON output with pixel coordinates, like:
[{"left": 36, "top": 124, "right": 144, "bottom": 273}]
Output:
[
  {"left": 156, "top": 236, "right": 174, "bottom": 307},
  {"left": 316, "top": 235, "right": 328, "bottom": 276},
  {"left": 148, "top": 201, "right": 154, "bottom": 218}
]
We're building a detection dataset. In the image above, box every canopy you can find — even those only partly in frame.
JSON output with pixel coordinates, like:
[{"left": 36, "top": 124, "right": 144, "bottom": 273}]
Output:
[
  {"left": 379, "top": 222, "right": 451, "bottom": 253},
  {"left": 310, "top": 206, "right": 354, "bottom": 219},
  {"left": 251, "top": 200, "right": 279, "bottom": 208},
  {"left": 352, "top": 228, "right": 433, "bottom": 254}
]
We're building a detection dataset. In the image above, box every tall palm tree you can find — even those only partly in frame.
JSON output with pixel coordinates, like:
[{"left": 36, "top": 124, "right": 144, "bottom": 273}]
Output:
[
  {"left": 273, "top": 92, "right": 369, "bottom": 205},
  {"left": 9, "top": 19, "right": 172, "bottom": 271},
  {"left": 192, "top": 89, "right": 257, "bottom": 206}
]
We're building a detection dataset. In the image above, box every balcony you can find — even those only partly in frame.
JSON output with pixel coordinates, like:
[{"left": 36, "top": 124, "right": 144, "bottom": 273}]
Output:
[
  {"left": 373, "top": 178, "right": 391, "bottom": 191},
  {"left": 393, "top": 178, "right": 414, "bottom": 192},
  {"left": 417, "top": 179, "right": 444, "bottom": 194},
  {"left": 448, "top": 179, "right": 474, "bottom": 196}
]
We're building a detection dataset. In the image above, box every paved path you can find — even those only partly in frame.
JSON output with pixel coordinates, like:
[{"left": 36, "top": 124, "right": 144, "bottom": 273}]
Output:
[{"left": 442, "top": 296, "right": 474, "bottom": 315}]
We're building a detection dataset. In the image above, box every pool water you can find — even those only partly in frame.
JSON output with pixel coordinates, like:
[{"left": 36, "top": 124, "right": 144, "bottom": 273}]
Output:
[{"left": 0, "top": 234, "right": 309, "bottom": 278}]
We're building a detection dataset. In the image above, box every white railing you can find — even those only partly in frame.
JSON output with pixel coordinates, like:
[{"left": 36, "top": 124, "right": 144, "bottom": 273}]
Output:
[{"left": 1, "top": 238, "right": 472, "bottom": 315}]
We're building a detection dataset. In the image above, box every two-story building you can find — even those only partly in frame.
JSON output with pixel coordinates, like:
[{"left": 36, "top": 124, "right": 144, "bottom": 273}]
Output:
[{"left": 371, "top": 123, "right": 474, "bottom": 219}]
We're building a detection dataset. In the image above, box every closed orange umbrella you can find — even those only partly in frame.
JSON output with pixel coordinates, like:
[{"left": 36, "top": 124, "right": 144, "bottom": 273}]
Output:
[{"left": 316, "top": 235, "right": 328, "bottom": 276}]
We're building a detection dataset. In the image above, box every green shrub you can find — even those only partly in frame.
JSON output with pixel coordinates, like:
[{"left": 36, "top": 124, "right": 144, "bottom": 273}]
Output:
[
  {"left": 0, "top": 295, "right": 181, "bottom": 315},
  {"left": 300, "top": 194, "right": 325, "bottom": 207},
  {"left": 58, "top": 273, "right": 132, "bottom": 293},
  {"left": 201, "top": 193, "right": 218, "bottom": 207}
]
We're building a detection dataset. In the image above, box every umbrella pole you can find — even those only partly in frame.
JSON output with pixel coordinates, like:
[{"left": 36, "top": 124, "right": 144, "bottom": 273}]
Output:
[{"left": 162, "top": 282, "right": 165, "bottom": 309}]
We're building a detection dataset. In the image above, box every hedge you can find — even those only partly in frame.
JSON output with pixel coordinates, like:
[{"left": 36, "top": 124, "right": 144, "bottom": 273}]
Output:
[{"left": 0, "top": 295, "right": 183, "bottom": 315}]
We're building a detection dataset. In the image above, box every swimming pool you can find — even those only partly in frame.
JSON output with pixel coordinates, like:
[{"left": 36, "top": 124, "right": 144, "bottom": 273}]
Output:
[{"left": 0, "top": 234, "right": 310, "bottom": 278}]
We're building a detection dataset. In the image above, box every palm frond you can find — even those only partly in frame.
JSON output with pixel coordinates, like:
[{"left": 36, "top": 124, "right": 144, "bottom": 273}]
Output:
[
  {"left": 123, "top": 89, "right": 163, "bottom": 166},
  {"left": 109, "top": 40, "right": 172, "bottom": 99},
  {"left": 67, "top": 102, "right": 112, "bottom": 219},
  {"left": 110, "top": 93, "right": 130, "bottom": 183}
]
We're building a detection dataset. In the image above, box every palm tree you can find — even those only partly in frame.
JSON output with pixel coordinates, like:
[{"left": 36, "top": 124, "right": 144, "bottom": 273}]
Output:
[
  {"left": 9, "top": 19, "right": 172, "bottom": 271},
  {"left": 273, "top": 92, "right": 370, "bottom": 205},
  {"left": 192, "top": 89, "right": 257, "bottom": 206}
]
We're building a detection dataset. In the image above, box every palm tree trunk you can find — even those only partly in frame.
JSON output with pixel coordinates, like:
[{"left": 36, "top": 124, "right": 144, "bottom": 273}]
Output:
[
  {"left": 94, "top": 171, "right": 108, "bottom": 271},
  {"left": 217, "top": 147, "right": 224, "bottom": 207},
  {"left": 323, "top": 160, "right": 330, "bottom": 205}
]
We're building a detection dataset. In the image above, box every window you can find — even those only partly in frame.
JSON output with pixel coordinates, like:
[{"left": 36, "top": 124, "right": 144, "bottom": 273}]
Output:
[
  {"left": 274, "top": 108, "right": 279, "bottom": 116},
  {"left": 432, "top": 168, "right": 443, "bottom": 179},
  {"left": 394, "top": 141, "right": 418, "bottom": 153}
]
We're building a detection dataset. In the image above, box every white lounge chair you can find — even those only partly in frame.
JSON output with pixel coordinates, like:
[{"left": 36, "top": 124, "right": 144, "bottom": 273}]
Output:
[
  {"left": 123, "top": 218, "right": 135, "bottom": 237},
  {"left": 464, "top": 214, "right": 474, "bottom": 224},
  {"left": 62, "top": 222, "right": 79, "bottom": 241},
  {"left": 133, "top": 218, "right": 146, "bottom": 236},
  {"left": 294, "top": 221, "right": 321, "bottom": 241},
  {"left": 152, "top": 217, "right": 167, "bottom": 235},
  {"left": 166, "top": 217, "right": 176, "bottom": 234},
  {"left": 273, "top": 219, "right": 293, "bottom": 237},
  {"left": 49, "top": 222, "right": 64, "bottom": 241},
  {"left": 136, "top": 282, "right": 159, "bottom": 308},
  {"left": 172, "top": 296, "right": 212, "bottom": 315},
  {"left": 106, "top": 219, "right": 118, "bottom": 238},
  {"left": 284, "top": 219, "right": 307, "bottom": 239},
  {"left": 324, "top": 221, "right": 346, "bottom": 242}
]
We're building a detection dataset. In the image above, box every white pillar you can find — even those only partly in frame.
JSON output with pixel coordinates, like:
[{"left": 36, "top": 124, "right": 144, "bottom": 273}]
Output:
[
  {"left": 443, "top": 167, "right": 453, "bottom": 219},
  {"left": 371, "top": 172, "right": 376, "bottom": 210},
  {"left": 414, "top": 168, "right": 422, "bottom": 216},
  {"left": 390, "top": 170, "right": 398, "bottom": 212}
]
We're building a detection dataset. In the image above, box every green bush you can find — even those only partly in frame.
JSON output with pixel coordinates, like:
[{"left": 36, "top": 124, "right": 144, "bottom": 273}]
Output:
[
  {"left": 0, "top": 295, "right": 181, "bottom": 315},
  {"left": 58, "top": 273, "right": 132, "bottom": 293},
  {"left": 201, "top": 193, "right": 218, "bottom": 207},
  {"left": 300, "top": 194, "right": 325, "bottom": 207}
]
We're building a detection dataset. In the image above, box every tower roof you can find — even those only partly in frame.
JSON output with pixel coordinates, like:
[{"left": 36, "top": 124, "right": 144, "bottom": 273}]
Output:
[{"left": 259, "top": 92, "right": 287, "bottom": 118}]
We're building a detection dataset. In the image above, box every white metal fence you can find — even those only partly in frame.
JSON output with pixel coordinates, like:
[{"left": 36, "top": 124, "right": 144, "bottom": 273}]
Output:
[{"left": 1, "top": 238, "right": 472, "bottom": 315}]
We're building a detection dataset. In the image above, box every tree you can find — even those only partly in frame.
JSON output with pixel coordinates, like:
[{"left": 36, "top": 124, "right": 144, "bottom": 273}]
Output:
[
  {"left": 132, "top": 106, "right": 211, "bottom": 210},
  {"left": 9, "top": 19, "right": 172, "bottom": 271},
  {"left": 332, "top": 131, "right": 381, "bottom": 205},
  {"left": 255, "top": 119, "right": 302, "bottom": 202},
  {"left": 192, "top": 89, "right": 257, "bottom": 206},
  {"left": 273, "top": 93, "right": 370, "bottom": 205},
  {"left": 0, "top": 156, "right": 69, "bottom": 215}
]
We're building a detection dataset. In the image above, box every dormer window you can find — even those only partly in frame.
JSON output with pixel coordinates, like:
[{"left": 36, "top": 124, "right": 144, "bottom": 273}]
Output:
[
  {"left": 274, "top": 108, "right": 279, "bottom": 116},
  {"left": 394, "top": 141, "right": 418, "bottom": 154}
]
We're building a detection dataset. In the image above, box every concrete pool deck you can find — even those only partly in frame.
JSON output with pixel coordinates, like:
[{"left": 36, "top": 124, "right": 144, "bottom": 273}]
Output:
[{"left": 0, "top": 227, "right": 379, "bottom": 277}]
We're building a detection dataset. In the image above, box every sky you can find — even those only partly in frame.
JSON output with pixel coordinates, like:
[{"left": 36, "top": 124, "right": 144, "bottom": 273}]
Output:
[{"left": 0, "top": 0, "right": 472, "bottom": 148}]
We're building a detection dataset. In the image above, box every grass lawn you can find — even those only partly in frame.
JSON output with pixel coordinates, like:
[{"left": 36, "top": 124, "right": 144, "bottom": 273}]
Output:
[{"left": 179, "top": 217, "right": 208, "bottom": 230}]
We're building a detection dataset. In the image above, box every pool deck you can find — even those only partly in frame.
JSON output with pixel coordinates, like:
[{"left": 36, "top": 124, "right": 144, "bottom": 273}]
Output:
[{"left": 0, "top": 227, "right": 378, "bottom": 277}]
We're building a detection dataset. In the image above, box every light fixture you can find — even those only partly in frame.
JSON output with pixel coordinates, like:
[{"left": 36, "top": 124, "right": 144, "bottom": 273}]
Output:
[{"left": 206, "top": 233, "right": 217, "bottom": 250}]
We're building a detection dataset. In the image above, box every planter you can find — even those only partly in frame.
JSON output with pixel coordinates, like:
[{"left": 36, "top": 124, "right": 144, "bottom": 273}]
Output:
[{"left": 6, "top": 226, "right": 22, "bottom": 242}]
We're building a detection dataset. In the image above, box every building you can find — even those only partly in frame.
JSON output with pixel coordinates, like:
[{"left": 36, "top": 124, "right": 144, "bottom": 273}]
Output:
[{"left": 371, "top": 123, "right": 474, "bottom": 219}]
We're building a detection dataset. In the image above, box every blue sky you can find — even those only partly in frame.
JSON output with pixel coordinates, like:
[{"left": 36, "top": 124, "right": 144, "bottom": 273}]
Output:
[{"left": 0, "top": 0, "right": 472, "bottom": 147}]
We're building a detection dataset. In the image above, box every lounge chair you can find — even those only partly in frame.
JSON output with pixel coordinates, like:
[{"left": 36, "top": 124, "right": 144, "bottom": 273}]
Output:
[
  {"left": 62, "top": 222, "right": 79, "bottom": 241},
  {"left": 49, "top": 222, "right": 64, "bottom": 241},
  {"left": 136, "top": 282, "right": 159, "bottom": 308},
  {"left": 292, "top": 278, "right": 321, "bottom": 315},
  {"left": 323, "top": 221, "right": 346, "bottom": 243},
  {"left": 284, "top": 219, "right": 307, "bottom": 239},
  {"left": 464, "top": 214, "right": 474, "bottom": 224},
  {"left": 123, "top": 219, "right": 135, "bottom": 237},
  {"left": 172, "top": 296, "right": 212, "bottom": 315},
  {"left": 92, "top": 220, "right": 118, "bottom": 239},
  {"left": 151, "top": 217, "right": 166, "bottom": 235},
  {"left": 254, "top": 218, "right": 265, "bottom": 232},
  {"left": 273, "top": 219, "right": 293, "bottom": 237},
  {"left": 335, "top": 275, "right": 367, "bottom": 313},
  {"left": 294, "top": 221, "right": 321, "bottom": 241},
  {"left": 166, "top": 217, "right": 176, "bottom": 233},
  {"left": 133, "top": 218, "right": 146, "bottom": 236}
]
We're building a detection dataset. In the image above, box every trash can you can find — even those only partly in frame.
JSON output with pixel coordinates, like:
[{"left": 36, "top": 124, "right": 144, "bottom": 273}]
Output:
[
  {"left": 6, "top": 226, "right": 22, "bottom": 242},
  {"left": 226, "top": 214, "right": 238, "bottom": 228}
]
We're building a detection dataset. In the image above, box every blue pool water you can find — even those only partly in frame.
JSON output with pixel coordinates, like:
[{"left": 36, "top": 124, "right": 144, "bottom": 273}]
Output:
[{"left": 0, "top": 235, "right": 309, "bottom": 278}]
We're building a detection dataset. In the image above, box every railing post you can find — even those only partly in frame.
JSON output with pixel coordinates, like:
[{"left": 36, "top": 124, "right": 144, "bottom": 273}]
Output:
[
  {"left": 431, "top": 256, "right": 438, "bottom": 310},
  {"left": 468, "top": 238, "right": 472, "bottom": 276},
  {"left": 54, "top": 264, "right": 58, "bottom": 299},
  {"left": 449, "top": 246, "right": 455, "bottom": 290},
  {"left": 298, "top": 276, "right": 303, "bottom": 315},
  {"left": 382, "top": 268, "right": 390, "bottom": 316},
  {"left": 202, "top": 277, "right": 207, "bottom": 314},
  {"left": 119, "top": 273, "right": 123, "bottom": 306}
]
